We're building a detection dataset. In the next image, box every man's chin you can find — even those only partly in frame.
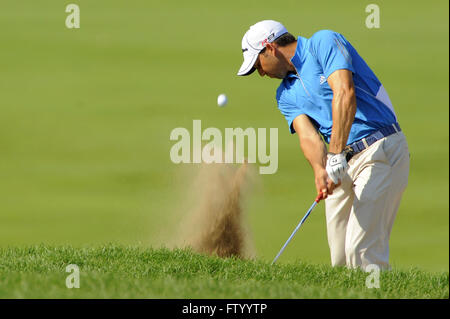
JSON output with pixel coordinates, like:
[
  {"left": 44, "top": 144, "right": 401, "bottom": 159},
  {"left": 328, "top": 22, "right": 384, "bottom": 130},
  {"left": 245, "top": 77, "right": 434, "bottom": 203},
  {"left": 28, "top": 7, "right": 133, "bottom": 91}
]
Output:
[{"left": 269, "top": 74, "right": 284, "bottom": 79}]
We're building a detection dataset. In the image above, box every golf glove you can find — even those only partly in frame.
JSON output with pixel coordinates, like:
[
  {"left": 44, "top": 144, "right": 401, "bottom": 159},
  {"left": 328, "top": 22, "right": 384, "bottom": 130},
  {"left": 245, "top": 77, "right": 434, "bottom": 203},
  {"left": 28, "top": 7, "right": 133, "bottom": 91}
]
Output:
[{"left": 326, "top": 152, "right": 348, "bottom": 184}]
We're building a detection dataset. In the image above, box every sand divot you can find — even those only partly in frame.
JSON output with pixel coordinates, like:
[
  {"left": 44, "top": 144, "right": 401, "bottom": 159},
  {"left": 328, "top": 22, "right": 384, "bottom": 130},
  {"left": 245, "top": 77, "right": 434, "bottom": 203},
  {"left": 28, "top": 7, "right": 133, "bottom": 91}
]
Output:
[{"left": 175, "top": 162, "right": 256, "bottom": 259}]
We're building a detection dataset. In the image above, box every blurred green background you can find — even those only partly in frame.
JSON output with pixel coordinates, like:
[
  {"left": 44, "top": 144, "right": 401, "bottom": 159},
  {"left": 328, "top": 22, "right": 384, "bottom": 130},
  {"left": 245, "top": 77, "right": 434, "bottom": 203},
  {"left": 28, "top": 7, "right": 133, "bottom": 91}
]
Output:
[{"left": 0, "top": 0, "right": 448, "bottom": 272}]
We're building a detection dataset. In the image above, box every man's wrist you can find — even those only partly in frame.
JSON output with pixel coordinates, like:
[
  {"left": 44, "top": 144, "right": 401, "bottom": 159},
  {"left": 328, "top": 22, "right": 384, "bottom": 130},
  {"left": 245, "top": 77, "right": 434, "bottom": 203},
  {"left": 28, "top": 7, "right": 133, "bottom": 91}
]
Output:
[
  {"left": 327, "top": 151, "right": 343, "bottom": 160},
  {"left": 328, "top": 143, "right": 346, "bottom": 154},
  {"left": 328, "top": 148, "right": 345, "bottom": 154},
  {"left": 312, "top": 164, "right": 327, "bottom": 175}
]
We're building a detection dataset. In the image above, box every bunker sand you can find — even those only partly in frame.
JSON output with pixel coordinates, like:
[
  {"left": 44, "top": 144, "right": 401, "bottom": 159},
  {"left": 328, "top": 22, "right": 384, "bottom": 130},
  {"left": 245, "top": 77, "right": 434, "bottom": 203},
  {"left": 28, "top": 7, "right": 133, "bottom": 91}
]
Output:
[{"left": 176, "top": 162, "right": 255, "bottom": 259}]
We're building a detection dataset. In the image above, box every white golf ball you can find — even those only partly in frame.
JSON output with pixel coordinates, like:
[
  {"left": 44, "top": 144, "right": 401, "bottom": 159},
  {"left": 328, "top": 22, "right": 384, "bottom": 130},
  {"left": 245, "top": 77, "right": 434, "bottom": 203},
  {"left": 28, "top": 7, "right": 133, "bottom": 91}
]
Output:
[{"left": 217, "top": 94, "right": 228, "bottom": 107}]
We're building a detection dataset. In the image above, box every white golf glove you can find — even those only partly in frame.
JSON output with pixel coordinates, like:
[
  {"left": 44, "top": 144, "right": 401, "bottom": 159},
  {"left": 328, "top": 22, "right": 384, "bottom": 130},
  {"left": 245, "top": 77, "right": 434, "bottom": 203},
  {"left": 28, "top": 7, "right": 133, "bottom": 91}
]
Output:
[{"left": 326, "top": 152, "right": 348, "bottom": 184}]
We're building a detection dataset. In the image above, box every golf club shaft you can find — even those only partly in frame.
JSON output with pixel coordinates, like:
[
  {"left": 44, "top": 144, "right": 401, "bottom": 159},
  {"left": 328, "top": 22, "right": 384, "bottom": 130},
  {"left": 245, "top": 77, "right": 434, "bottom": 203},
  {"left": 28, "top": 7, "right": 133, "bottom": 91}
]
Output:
[{"left": 271, "top": 193, "right": 323, "bottom": 265}]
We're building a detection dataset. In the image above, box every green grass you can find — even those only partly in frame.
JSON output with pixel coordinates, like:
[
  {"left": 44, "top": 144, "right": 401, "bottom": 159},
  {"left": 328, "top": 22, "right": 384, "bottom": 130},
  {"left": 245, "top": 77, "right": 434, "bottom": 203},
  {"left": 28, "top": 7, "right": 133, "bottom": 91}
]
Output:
[
  {"left": 0, "top": 245, "right": 447, "bottom": 298},
  {"left": 0, "top": 0, "right": 447, "bottom": 286}
]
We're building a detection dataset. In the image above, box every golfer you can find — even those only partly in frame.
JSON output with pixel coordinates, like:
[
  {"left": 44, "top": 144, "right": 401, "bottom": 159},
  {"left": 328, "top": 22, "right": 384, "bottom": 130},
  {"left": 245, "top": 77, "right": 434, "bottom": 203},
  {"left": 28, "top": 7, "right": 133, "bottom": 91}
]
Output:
[{"left": 237, "top": 20, "right": 410, "bottom": 270}]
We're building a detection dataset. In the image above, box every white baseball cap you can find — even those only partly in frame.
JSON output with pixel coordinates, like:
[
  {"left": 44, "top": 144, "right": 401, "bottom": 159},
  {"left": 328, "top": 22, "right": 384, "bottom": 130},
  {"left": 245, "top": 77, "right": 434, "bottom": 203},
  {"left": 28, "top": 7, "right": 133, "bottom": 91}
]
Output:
[{"left": 237, "top": 20, "right": 288, "bottom": 76}]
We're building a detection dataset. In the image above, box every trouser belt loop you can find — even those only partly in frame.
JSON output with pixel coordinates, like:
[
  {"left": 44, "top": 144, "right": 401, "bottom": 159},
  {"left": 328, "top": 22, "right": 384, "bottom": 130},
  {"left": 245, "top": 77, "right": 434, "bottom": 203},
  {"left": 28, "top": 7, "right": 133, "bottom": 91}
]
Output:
[
  {"left": 362, "top": 138, "right": 369, "bottom": 149},
  {"left": 392, "top": 123, "right": 399, "bottom": 133},
  {"left": 346, "top": 123, "right": 401, "bottom": 162}
]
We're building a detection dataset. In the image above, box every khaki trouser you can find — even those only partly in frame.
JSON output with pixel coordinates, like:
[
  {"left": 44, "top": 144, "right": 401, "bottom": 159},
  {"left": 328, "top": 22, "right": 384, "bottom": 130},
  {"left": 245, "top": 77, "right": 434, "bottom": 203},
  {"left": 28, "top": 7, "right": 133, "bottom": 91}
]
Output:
[{"left": 325, "top": 131, "right": 410, "bottom": 270}]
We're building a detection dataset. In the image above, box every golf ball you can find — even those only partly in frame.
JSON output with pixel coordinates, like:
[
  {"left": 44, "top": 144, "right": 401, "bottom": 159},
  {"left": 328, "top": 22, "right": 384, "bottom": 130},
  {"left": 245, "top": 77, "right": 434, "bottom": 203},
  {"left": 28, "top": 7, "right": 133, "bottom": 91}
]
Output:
[{"left": 217, "top": 94, "right": 228, "bottom": 107}]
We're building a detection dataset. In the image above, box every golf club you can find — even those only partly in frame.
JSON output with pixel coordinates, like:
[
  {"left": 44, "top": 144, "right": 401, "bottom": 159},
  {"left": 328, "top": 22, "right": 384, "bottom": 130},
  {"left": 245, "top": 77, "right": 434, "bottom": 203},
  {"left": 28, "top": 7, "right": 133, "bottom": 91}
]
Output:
[{"left": 271, "top": 192, "right": 324, "bottom": 265}]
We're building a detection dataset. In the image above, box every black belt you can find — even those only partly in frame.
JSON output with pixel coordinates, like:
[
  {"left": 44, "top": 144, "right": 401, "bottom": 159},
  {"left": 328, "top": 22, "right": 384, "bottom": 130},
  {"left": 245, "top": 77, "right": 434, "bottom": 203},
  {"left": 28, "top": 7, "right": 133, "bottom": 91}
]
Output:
[{"left": 345, "top": 123, "right": 401, "bottom": 161}]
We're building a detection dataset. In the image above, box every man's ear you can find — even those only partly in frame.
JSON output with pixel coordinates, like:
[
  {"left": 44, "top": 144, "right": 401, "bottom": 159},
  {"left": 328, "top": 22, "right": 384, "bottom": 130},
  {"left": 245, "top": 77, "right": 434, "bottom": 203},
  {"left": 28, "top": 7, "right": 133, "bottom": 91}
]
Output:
[{"left": 266, "top": 42, "right": 277, "bottom": 56}]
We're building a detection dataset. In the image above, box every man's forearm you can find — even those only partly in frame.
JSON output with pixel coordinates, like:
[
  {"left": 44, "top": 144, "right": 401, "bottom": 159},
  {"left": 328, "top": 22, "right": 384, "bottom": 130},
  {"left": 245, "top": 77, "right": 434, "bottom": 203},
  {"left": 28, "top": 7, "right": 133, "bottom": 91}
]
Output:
[
  {"left": 293, "top": 114, "right": 337, "bottom": 197},
  {"left": 328, "top": 87, "right": 356, "bottom": 153},
  {"left": 300, "top": 134, "right": 335, "bottom": 196},
  {"left": 326, "top": 69, "right": 357, "bottom": 154},
  {"left": 300, "top": 135, "right": 328, "bottom": 174}
]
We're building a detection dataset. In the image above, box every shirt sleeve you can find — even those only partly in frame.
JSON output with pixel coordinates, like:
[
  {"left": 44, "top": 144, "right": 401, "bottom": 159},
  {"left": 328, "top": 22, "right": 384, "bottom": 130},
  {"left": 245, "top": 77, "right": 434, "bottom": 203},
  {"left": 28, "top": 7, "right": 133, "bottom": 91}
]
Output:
[
  {"left": 279, "top": 102, "right": 305, "bottom": 134},
  {"left": 309, "top": 30, "right": 355, "bottom": 78},
  {"left": 276, "top": 82, "right": 305, "bottom": 134}
]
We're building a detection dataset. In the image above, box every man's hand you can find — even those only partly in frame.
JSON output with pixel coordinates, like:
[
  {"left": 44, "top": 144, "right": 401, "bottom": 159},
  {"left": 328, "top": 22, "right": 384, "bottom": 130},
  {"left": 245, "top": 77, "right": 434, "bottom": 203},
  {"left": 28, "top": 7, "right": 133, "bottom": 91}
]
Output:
[
  {"left": 314, "top": 167, "right": 339, "bottom": 199},
  {"left": 326, "top": 152, "right": 348, "bottom": 184}
]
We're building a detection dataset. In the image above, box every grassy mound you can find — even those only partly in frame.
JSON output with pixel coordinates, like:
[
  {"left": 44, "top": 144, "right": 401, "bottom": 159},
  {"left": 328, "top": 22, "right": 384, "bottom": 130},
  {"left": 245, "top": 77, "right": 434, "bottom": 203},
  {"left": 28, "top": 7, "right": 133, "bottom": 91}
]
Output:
[{"left": 0, "top": 245, "right": 447, "bottom": 298}]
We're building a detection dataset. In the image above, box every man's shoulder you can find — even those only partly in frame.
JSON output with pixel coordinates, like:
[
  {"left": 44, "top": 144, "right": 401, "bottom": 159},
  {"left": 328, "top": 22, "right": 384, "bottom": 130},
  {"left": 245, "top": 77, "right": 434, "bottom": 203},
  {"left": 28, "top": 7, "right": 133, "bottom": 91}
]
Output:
[
  {"left": 310, "top": 29, "right": 341, "bottom": 40},
  {"left": 308, "top": 30, "right": 349, "bottom": 50}
]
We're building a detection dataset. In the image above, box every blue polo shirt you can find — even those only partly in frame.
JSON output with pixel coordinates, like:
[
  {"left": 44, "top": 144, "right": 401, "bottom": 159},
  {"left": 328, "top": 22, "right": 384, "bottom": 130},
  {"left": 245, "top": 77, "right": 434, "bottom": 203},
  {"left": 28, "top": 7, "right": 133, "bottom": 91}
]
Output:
[{"left": 276, "top": 30, "right": 397, "bottom": 144}]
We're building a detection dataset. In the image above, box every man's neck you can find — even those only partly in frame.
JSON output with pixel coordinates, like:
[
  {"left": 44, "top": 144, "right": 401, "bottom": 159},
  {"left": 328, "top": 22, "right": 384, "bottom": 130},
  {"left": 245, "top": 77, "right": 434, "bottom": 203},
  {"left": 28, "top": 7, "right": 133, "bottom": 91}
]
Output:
[{"left": 278, "top": 41, "right": 298, "bottom": 72}]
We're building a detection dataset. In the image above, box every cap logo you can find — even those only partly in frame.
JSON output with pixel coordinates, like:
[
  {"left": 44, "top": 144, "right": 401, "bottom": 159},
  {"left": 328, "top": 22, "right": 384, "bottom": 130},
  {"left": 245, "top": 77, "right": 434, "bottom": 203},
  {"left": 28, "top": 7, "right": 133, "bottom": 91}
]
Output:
[
  {"left": 261, "top": 33, "right": 275, "bottom": 47},
  {"left": 242, "top": 48, "right": 248, "bottom": 52}
]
